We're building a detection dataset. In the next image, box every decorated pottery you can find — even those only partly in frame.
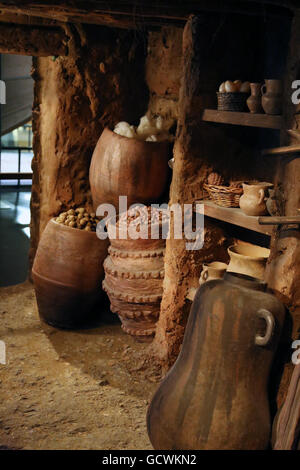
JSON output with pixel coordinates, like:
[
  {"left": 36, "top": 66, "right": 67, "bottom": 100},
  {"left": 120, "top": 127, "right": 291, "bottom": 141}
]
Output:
[
  {"left": 199, "top": 261, "right": 228, "bottom": 285},
  {"left": 89, "top": 127, "right": 169, "bottom": 210},
  {"left": 261, "top": 79, "right": 283, "bottom": 115},
  {"left": 32, "top": 218, "right": 108, "bottom": 328},
  {"left": 147, "top": 272, "right": 285, "bottom": 450},
  {"left": 103, "top": 210, "right": 166, "bottom": 342},
  {"left": 239, "top": 181, "right": 274, "bottom": 216},
  {"left": 227, "top": 243, "right": 270, "bottom": 280}
]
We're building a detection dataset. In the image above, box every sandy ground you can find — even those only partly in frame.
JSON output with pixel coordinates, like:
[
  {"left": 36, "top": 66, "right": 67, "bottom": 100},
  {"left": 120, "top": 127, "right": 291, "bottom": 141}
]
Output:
[{"left": 0, "top": 282, "right": 161, "bottom": 450}]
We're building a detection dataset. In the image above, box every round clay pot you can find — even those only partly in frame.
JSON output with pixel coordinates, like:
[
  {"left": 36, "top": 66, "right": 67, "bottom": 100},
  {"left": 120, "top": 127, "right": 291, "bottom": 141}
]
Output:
[
  {"left": 227, "top": 243, "right": 270, "bottom": 280},
  {"left": 32, "top": 218, "right": 109, "bottom": 328},
  {"left": 89, "top": 128, "right": 170, "bottom": 210},
  {"left": 239, "top": 181, "right": 273, "bottom": 216}
]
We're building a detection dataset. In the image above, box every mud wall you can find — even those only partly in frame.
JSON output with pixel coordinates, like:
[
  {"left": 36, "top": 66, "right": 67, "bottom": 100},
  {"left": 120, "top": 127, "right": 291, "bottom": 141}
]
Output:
[
  {"left": 30, "top": 25, "right": 182, "bottom": 266},
  {"left": 30, "top": 25, "right": 148, "bottom": 265}
]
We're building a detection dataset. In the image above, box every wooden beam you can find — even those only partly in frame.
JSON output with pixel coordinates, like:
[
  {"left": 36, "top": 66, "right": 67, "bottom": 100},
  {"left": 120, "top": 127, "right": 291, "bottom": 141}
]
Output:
[
  {"left": 0, "top": 23, "right": 68, "bottom": 56},
  {"left": 0, "top": 1, "right": 295, "bottom": 30}
]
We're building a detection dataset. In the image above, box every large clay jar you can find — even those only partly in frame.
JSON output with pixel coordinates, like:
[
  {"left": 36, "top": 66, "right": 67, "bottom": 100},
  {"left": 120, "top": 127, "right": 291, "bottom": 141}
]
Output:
[
  {"left": 89, "top": 128, "right": 169, "bottom": 210},
  {"left": 227, "top": 243, "right": 270, "bottom": 280},
  {"left": 32, "top": 219, "right": 109, "bottom": 328},
  {"left": 102, "top": 216, "right": 165, "bottom": 342},
  {"left": 147, "top": 272, "right": 285, "bottom": 450},
  {"left": 239, "top": 181, "right": 273, "bottom": 216},
  {"left": 261, "top": 79, "right": 283, "bottom": 115},
  {"left": 246, "top": 83, "right": 263, "bottom": 114}
]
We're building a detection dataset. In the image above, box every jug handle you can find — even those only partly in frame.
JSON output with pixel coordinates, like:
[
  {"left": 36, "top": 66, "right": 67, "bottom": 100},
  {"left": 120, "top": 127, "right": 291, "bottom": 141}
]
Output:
[
  {"left": 261, "top": 83, "right": 267, "bottom": 95},
  {"left": 255, "top": 308, "right": 275, "bottom": 346},
  {"left": 258, "top": 188, "right": 266, "bottom": 205},
  {"left": 199, "top": 267, "right": 208, "bottom": 285}
]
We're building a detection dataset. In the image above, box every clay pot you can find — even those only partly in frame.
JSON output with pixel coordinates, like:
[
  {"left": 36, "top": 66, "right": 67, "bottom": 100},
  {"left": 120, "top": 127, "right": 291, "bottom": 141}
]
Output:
[
  {"left": 266, "top": 189, "right": 278, "bottom": 216},
  {"left": 239, "top": 181, "right": 273, "bottom": 216},
  {"left": 199, "top": 261, "right": 228, "bottom": 285},
  {"left": 227, "top": 243, "right": 270, "bottom": 280},
  {"left": 261, "top": 79, "right": 283, "bottom": 115},
  {"left": 147, "top": 272, "right": 285, "bottom": 450},
  {"left": 103, "top": 216, "right": 165, "bottom": 342},
  {"left": 246, "top": 83, "right": 263, "bottom": 114},
  {"left": 89, "top": 128, "right": 170, "bottom": 210},
  {"left": 32, "top": 218, "right": 109, "bottom": 328}
]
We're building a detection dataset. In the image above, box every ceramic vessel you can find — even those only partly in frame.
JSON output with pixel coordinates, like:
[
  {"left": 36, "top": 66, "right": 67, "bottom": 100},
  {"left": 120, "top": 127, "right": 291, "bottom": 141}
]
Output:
[
  {"left": 32, "top": 218, "right": 109, "bottom": 328},
  {"left": 239, "top": 181, "right": 273, "bottom": 216},
  {"left": 261, "top": 79, "right": 283, "bottom": 115},
  {"left": 103, "top": 216, "right": 166, "bottom": 342},
  {"left": 147, "top": 272, "right": 285, "bottom": 450},
  {"left": 227, "top": 243, "right": 270, "bottom": 280},
  {"left": 89, "top": 128, "right": 169, "bottom": 210},
  {"left": 266, "top": 189, "right": 278, "bottom": 216},
  {"left": 247, "top": 83, "right": 263, "bottom": 113},
  {"left": 199, "top": 261, "right": 228, "bottom": 285}
]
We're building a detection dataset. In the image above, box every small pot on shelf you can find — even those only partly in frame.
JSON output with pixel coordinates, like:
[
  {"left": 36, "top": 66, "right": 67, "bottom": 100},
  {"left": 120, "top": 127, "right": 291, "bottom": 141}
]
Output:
[
  {"left": 239, "top": 181, "right": 274, "bottom": 216},
  {"left": 247, "top": 83, "right": 263, "bottom": 114}
]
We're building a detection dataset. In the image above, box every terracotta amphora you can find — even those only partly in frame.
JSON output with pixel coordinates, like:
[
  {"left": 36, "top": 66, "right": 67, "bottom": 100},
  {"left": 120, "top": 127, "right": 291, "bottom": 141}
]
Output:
[
  {"left": 246, "top": 83, "right": 263, "bottom": 113},
  {"left": 227, "top": 242, "right": 270, "bottom": 280},
  {"left": 239, "top": 181, "right": 273, "bottom": 216},
  {"left": 261, "top": 79, "right": 283, "bottom": 115},
  {"left": 199, "top": 261, "right": 228, "bottom": 285},
  {"left": 147, "top": 272, "right": 285, "bottom": 450}
]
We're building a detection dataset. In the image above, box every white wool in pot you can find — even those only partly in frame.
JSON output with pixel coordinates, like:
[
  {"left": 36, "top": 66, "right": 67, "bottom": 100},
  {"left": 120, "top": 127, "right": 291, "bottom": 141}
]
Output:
[{"left": 113, "top": 114, "right": 175, "bottom": 142}]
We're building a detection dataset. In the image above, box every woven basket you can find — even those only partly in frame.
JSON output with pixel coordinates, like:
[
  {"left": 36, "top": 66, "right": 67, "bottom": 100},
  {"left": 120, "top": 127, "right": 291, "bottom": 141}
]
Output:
[
  {"left": 204, "top": 183, "right": 243, "bottom": 208},
  {"left": 217, "top": 92, "right": 249, "bottom": 112}
]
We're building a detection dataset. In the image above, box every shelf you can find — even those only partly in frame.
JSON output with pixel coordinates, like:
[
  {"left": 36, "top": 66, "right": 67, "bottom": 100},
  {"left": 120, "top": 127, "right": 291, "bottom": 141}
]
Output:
[
  {"left": 195, "top": 200, "right": 273, "bottom": 236},
  {"left": 201, "top": 109, "right": 283, "bottom": 129},
  {"left": 262, "top": 145, "right": 300, "bottom": 156}
]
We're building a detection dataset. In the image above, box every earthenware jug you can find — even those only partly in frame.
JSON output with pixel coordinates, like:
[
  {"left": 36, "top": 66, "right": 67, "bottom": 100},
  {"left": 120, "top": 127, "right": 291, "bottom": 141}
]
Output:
[
  {"left": 199, "top": 261, "right": 228, "bottom": 285},
  {"left": 261, "top": 79, "right": 283, "bottom": 115},
  {"left": 147, "top": 272, "right": 285, "bottom": 450},
  {"left": 247, "top": 83, "right": 263, "bottom": 113},
  {"left": 227, "top": 243, "right": 270, "bottom": 280},
  {"left": 239, "top": 181, "right": 273, "bottom": 216}
]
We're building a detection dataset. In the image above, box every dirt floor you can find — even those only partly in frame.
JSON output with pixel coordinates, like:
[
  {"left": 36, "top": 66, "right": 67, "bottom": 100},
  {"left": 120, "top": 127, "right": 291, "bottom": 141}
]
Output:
[{"left": 0, "top": 282, "right": 162, "bottom": 450}]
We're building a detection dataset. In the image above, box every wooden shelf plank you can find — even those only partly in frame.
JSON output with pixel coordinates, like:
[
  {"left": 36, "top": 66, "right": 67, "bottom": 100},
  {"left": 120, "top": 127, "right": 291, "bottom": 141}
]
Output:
[
  {"left": 201, "top": 109, "right": 283, "bottom": 129},
  {"left": 262, "top": 145, "right": 300, "bottom": 156},
  {"left": 195, "top": 200, "right": 272, "bottom": 236}
]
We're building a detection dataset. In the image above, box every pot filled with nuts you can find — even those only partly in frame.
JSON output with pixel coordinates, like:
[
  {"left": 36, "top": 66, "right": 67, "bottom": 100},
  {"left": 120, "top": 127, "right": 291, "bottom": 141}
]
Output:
[{"left": 32, "top": 208, "right": 109, "bottom": 328}]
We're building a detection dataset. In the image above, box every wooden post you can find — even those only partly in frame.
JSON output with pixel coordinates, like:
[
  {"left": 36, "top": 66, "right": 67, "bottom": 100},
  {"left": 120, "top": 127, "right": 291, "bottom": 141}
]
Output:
[{"left": 265, "top": 10, "right": 300, "bottom": 407}]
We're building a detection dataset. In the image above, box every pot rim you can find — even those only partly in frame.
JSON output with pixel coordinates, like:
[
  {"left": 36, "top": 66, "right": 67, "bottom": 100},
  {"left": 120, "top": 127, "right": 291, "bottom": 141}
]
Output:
[
  {"left": 242, "top": 181, "right": 274, "bottom": 188},
  {"left": 228, "top": 244, "right": 270, "bottom": 260},
  {"left": 51, "top": 217, "right": 99, "bottom": 238},
  {"left": 103, "top": 127, "right": 170, "bottom": 148}
]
